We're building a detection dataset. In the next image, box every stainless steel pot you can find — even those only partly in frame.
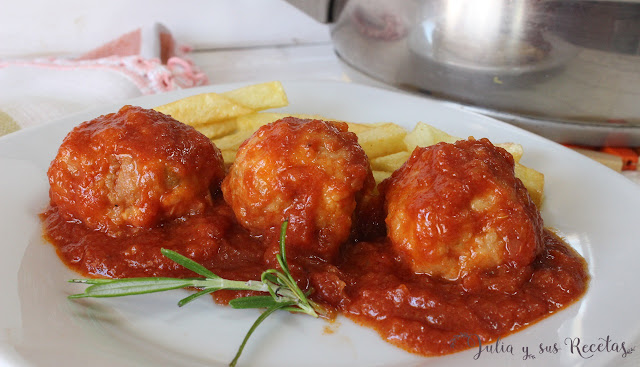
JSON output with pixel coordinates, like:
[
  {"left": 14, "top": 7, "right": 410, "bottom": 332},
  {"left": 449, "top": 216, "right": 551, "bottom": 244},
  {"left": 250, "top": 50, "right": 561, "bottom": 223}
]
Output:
[{"left": 286, "top": 0, "right": 640, "bottom": 146}]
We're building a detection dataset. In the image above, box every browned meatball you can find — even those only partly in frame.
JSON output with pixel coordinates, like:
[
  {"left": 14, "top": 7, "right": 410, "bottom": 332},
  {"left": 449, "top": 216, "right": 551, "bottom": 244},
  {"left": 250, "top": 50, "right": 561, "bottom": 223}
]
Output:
[
  {"left": 222, "top": 117, "right": 375, "bottom": 261},
  {"left": 48, "top": 105, "right": 225, "bottom": 236},
  {"left": 381, "top": 138, "right": 543, "bottom": 281}
]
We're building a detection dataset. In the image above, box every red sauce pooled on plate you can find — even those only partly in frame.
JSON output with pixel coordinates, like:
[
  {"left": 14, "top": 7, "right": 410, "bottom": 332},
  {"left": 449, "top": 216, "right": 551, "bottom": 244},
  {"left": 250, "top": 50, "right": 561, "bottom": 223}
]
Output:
[{"left": 41, "top": 112, "right": 589, "bottom": 357}]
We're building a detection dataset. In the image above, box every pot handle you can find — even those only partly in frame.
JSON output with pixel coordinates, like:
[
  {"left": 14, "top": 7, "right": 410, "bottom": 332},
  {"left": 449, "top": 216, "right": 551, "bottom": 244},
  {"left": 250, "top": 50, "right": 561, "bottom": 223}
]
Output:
[{"left": 284, "top": 0, "right": 347, "bottom": 23}]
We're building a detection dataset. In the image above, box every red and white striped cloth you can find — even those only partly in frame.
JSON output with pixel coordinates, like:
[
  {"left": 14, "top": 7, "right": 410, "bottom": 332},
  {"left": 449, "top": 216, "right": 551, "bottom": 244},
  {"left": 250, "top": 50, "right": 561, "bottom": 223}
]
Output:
[{"left": 0, "top": 23, "right": 208, "bottom": 136}]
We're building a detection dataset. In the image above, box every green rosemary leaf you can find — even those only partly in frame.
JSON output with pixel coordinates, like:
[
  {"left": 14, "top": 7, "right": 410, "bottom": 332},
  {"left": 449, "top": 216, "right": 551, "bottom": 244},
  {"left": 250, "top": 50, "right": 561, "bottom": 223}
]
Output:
[
  {"left": 69, "top": 278, "right": 194, "bottom": 298},
  {"left": 261, "top": 270, "right": 279, "bottom": 284},
  {"left": 177, "top": 287, "right": 220, "bottom": 307},
  {"left": 280, "top": 306, "right": 313, "bottom": 313},
  {"left": 229, "top": 301, "right": 296, "bottom": 367},
  {"left": 161, "top": 249, "right": 220, "bottom": 279},
  {"left": 69, "top": 278, "right": 118, "bottom": 285},
  {"left": 229, "top": 295, "right": 279, "bottom": 309},
  {"left": 277, "top": 221, "right": 291, "bottom": 275}
]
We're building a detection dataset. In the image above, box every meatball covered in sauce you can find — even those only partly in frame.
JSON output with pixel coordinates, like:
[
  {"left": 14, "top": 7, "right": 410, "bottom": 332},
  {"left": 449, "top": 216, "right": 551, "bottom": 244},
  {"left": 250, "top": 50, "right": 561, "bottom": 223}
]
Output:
[
  {"left": 222, "top": 117, "right": 375, "bottom": 262},
  {"left": 47, "top": 105, "right": 225, "bottom": 236},
  {"left": 381, "top": 138, "right": 543, "bottom": 281}
]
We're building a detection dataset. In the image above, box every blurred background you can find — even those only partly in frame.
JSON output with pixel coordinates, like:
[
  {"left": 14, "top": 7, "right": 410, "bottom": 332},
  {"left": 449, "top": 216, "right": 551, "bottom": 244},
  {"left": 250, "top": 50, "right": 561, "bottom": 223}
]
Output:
[
  {"left": 0, "top": 0, "right": 330, "bottom": 56},
  {"left": 1, "top": 0, "right": 639, "bottom": 175}
]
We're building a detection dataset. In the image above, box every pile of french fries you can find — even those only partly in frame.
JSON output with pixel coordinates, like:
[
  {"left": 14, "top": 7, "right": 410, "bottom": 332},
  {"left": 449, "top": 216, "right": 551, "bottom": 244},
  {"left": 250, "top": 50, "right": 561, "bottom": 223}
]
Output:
[{"left": 154, "top": 81, "right": 544, "bottom": 208}]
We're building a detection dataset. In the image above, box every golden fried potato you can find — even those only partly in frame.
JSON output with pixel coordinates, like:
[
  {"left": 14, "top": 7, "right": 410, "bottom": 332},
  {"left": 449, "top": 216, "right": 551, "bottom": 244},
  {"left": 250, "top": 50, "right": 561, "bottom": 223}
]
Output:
[
  {"left": 220, "top": 149, "right": 237, "bottom": 166},
  {"left": 193, "top": 119, "right": 238, "bottom": 139},
  {"left": 370, "top": 151, "right": 411, "bottom": 172},
  {"left": 404, "top": 122, "right": 460, "bottom": 151},
  {"left": 153, "top": 81, "right": 289, "bottom": 128},
  {"left": 236, "top": 113, "right": 292, "bottom": 132},
  {"left": 348, "top": 121, "right": 402, "bottom": 134},
  {"left": 514, "top": 163, "right": 544, "bottom": 208},
  {"left": 222, "top": 81, "right": 288, "bottom": 111},
  {"left": 345, "top": 122, "right": 373, "bottom": 134},
  {"left": 496, "top": 143, "right": 524, "bottom": 163},
  {"left": 372, "top": 170, "right": 392, "bottom": 185},
  {"left": 355, "top": 123, "right": 407, "bottom": 158},
  {"left": 154, "top": 93, "right": 253, "bottom": 126},
  {"left": 212, "top": 130, "right": 254, "bottom": 152}
]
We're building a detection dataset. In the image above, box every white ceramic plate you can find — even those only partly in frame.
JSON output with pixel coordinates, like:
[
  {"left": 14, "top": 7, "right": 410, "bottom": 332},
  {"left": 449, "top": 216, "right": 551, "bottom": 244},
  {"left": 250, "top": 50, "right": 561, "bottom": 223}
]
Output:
[{"left": 1, "top": 81, "right": 639, "bottom": 367}]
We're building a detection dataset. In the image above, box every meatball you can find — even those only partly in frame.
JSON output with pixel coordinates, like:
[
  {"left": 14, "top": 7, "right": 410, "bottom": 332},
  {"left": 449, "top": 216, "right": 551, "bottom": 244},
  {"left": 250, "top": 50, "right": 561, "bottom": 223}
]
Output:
[
  {"left": 381, "top": 138, "right": 543, "bottom": 281},
  {"left": 48, "top": 105, "right": 225, "bottom": 236},
  {"left": 222, "top": 117, "right": 375, "bottom": 261}
]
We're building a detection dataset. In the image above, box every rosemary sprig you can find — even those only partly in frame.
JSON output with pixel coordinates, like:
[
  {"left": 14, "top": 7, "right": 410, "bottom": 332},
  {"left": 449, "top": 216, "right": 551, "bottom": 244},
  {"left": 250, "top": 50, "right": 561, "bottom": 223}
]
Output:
[{"left": 68, "top": 220, "right": 323, "bottom": 367}]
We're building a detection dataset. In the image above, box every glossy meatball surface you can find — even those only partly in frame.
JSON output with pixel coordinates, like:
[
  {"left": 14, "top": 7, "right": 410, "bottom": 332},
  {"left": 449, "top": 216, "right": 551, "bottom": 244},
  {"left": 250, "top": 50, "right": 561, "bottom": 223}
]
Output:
[
  {"left": 381, "top": 138, "right": 543, "bottom": 281},
  {"left": 222, "top": 117, "right": 375, "bottom": 261},
  {"left": 48, "top": 105, "right": 225, "bottom": 236}
]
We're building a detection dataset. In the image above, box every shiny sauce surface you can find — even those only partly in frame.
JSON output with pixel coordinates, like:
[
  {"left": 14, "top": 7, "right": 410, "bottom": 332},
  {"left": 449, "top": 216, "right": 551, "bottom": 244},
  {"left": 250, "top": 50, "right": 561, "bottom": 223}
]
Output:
[{"left": 42, "top": 197, "right": 588, "bottom": 356}]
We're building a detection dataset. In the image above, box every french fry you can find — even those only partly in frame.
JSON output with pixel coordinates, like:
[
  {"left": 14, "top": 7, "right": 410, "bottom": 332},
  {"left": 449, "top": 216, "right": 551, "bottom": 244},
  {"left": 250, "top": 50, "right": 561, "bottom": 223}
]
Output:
[
  {"left": 193, "top": 119, "right": 238, "bottom": 139},
  {"left": 372, "top": 170, "right": 392, "bottom": 185},
  {"left": 220, "top": 150, "right": 238, "bottom": 166},
  {"left": 154, "top": 93, "right": 253, "bottom": 126},
  {"left": 222, "top": 81, "right": 288, "bottom": 111},
  {"left": 236, "top": 113, "right": 292, "bottom": 132},
  {"left": 346, "top": 122, "right": 373, "bottom": 134},
  {"left": 212, "top": 130, "right": 254, "bottom": 152},
  {"left": 496, "top": 143, "right": 524, "bottom": 163},
  {"left": 404, "top": 122, "right": 460, "bottom": 151},
  {"left": 514, "top": 163, "right": 544, "bottom": 208},
  {"left": 356, "top": 123, "right": 407, "bottom": 158},
  {"left": 347, "top": 121, "right": 402, "bottom": 134},
  {"left": 370, "top": 151, "right": 411, "bottom": 172}
]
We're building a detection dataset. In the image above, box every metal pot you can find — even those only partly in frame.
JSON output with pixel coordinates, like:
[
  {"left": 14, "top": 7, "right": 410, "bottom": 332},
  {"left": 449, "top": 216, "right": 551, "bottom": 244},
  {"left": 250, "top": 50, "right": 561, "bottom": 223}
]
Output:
[{"left": 286, "top": 0, "right": 640, "bottom": 146}]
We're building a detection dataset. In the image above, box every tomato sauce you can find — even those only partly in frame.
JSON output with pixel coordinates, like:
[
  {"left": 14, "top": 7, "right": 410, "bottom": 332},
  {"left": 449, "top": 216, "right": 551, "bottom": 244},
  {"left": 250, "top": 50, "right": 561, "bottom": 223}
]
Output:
[{"left": 42, "top": 196, "right": 588, "bottom": 356}]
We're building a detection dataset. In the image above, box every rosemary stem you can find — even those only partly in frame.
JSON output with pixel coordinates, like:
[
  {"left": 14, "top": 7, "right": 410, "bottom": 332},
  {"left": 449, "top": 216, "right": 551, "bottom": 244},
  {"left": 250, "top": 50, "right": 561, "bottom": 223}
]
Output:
[
  {"left": 229, "top": 301, "right": 295, "bottom": 367},
  {"left": 67, "top": 219, "right": 324, "bottom": 367}
]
